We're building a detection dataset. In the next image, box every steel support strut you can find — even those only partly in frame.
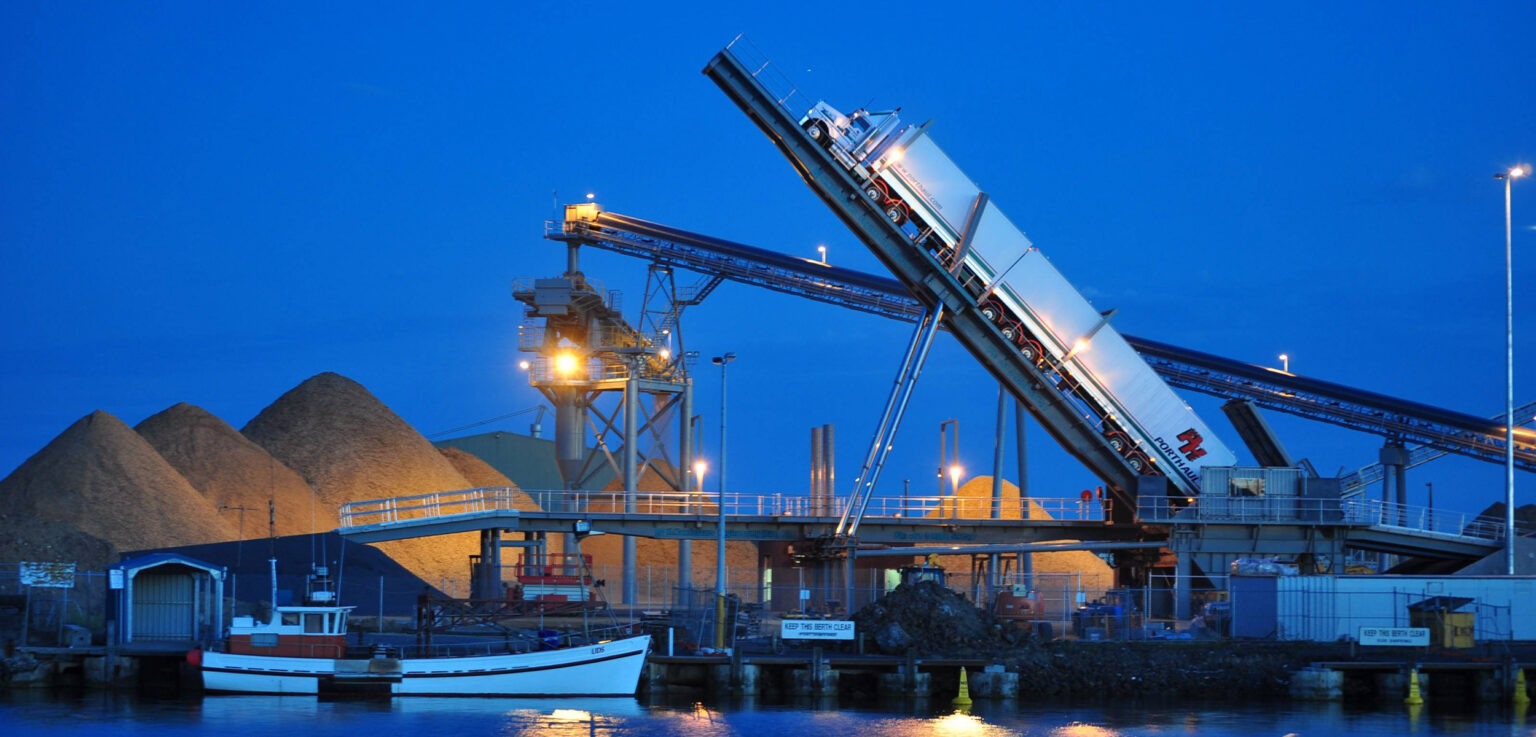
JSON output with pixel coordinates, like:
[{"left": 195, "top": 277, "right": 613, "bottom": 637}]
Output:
[{"left": 837, "top": 303, "right": 946, "bottom": 539}]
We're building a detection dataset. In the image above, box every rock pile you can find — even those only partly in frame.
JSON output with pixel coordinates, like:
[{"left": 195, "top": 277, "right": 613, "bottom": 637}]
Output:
[{"left": 853, "top": 580, "right": 1027, "bottom": 656}]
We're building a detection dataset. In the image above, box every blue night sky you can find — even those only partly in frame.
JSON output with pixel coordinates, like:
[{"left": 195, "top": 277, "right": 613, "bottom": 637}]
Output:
[{"left": 3, "top": 3, "right": 1533, "bottom": 515}]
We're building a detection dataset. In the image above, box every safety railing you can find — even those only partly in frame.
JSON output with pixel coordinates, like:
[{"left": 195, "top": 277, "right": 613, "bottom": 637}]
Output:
[
  {"left": 723, "top": 34, "right": 807, "bottom": 114},
  {"left": 340, "top": 487, "right": 1111, "bottom": 529},
  {"left": 1136, "top": 495, "right": 1505, "bottom": 542},
  {"left": 340, "top": 486, "right": 524, "bottom": 528}
]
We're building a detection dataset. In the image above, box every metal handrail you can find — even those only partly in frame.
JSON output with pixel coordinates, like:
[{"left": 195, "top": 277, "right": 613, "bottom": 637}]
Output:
[
  {"left": 1135, "top": 494, "right": 1506, "bottom": 542},
  {"left": 339, "top": 487, "right": 1112, "bottom": 528}
]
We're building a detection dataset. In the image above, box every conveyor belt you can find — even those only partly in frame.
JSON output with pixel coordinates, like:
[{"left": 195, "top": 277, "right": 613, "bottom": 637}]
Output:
[{"left": 547, "top": 210, "right": 1535, "bottom": 473}]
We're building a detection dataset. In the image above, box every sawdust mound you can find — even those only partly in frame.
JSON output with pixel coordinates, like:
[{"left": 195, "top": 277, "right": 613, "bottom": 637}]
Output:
[
  {"left": 0, "top": 411, "right": 234, "bottom": 568},
  {"left": 242, "top": 373, "right": 479, "bottom": 589},
  {"left": 930, "top": 477, "right": 1113, "bottom": 610},
  {"left": 437, "top": 447, "right": 540, "bottom": 511},
  {"left": 136, "top": 403, "right": 330, "bottom": 537},
  {"left": 583, "top": 463, "right": 757, "bottom": 587}
]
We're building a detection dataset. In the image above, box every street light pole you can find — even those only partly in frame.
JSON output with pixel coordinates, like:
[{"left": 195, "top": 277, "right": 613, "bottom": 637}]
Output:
[
  {"left": 1497, "top": 164, "right": 1529, "bottom": 575},
  {"left": 711, "top": 352, "right": 736, "bottom": 648}
]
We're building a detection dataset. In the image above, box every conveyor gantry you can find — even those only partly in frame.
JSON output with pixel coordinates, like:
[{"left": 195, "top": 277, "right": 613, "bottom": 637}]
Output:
[{"left": 547, "top": 210, "right": 1536, "bottom": 478}]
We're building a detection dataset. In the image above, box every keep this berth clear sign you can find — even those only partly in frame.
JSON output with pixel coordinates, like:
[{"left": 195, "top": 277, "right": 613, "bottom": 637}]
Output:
[
  {"left": 1359, "top": 627, "right": 1430, "bottom": 646},
  {"left": 781, "top": 620, "right": 855, "bottom": 640}
]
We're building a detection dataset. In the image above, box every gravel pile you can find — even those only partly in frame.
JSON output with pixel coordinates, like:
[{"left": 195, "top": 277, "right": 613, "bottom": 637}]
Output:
[{"left": 853, "top": 579, "right": 1027, "bottom": 656}]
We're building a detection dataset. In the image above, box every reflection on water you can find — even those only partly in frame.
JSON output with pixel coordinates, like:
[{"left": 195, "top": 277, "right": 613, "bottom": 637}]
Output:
[{"left": 2, "top": 690, "right": 1533, "bottom": 737}]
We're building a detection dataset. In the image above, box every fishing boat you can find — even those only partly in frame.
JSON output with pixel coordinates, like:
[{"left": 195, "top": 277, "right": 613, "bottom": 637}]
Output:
[{"left": 189, "top": 562, "right": 650, "bottom": 697}]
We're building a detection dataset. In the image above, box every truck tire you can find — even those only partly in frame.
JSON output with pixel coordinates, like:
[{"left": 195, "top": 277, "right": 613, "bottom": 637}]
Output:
[
  {"left": 864, "top": 183, "right": 883, "bottom": 202},
  {"left": 804, "top": 120, "right": 830, "bottom": 146},
  {"left": 1020, "top": 340, "right": 1045, "bottom": 366},
  {"left": 1104, "top": 432, "right": 1129, "bottom": 453},
  {"left": 979, "top": 299, "right": 1001, "bottom": 323},
  {"left": 884, "top": 201, "right": 908, "bottom": 226},
  {"left": 1126, "top": 452, "right": 1150, "bottom": 473},
  {"left": 1000, "top": 321, "right": 1021, "bottom": 342}
]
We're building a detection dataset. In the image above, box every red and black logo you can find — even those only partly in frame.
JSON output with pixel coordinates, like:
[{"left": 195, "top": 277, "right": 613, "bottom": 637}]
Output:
[{"left": 1177, "top": 429, "right": 1208, "bottom": 461}]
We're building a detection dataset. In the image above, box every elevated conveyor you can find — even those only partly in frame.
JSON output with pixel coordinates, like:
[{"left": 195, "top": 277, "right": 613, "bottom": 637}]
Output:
[{"left": 550, "top": 210, "right": 1536, "bottom": 475}]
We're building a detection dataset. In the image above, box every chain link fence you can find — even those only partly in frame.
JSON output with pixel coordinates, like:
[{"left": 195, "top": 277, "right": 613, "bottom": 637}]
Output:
[{"left": 0, "top": 565, "right": 109, "bottom": 647}]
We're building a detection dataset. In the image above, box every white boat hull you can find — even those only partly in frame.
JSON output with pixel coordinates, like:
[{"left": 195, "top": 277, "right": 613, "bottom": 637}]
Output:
[{"left": 199, "top": 635, "right": 650, "bottom": 696}]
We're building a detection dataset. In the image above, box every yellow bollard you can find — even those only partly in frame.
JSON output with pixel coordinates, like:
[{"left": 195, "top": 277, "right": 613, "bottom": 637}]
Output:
[
  {"left": 1404, "top": 668, "right": 1424, "bottom": 706},
  {"left": 952, "top": 667, "right": 973, "bottom": 707},
  {"left": 1516, "top": 668, "right": 1531, "bottom": 706}
]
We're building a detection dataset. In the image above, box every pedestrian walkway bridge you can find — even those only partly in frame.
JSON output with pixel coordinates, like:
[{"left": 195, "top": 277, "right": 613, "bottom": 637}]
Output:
[
  {"left": 336, "top": 486, "right": 1130, "bottom": 546},
  {"left": 336, "top": 486, "right": 1509, "bottom": 562}
]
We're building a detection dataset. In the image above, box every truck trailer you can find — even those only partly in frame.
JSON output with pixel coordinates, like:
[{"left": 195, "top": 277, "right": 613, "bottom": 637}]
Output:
[{"left": 801, "top": 102, "right": 1235, "bottom": 494}]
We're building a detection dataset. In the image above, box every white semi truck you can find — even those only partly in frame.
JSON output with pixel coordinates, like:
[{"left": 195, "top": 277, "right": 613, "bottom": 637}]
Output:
[{"left": 801, "top": 102, "right": 1236, "bottom": 493}]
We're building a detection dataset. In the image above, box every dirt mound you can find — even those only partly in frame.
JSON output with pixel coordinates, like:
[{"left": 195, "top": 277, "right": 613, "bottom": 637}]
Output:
[
  {"left": 437, "top": 447, "right": 540, "bottom": 511},
  {"left": 0, "top": 411, "right": 233, "bottom": 567},
  {"left": 853, "top": 579, "right": 1025, "bottom": 656},
  {"left": 583, "top": 463, "right": 757, "bottom": 587},
  {"left": 136, "top": 403, "right": 329, "bottom": 537},
  {"left": 242, "top": 372, "right": 478, "bottom": 589},
  {"left": 929, "top": 477, "right": 1113, "bottom": 610}
]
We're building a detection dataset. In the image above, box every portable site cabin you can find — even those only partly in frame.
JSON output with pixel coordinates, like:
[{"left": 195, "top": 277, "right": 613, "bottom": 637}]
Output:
[{"left": 109, "top": 553, "right": 225, "bottom": 647}]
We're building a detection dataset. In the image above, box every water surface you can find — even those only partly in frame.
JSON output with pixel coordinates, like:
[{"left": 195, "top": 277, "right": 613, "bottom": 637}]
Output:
[{"left": 3, "top": 691, "right": 1532, "bottom": 736}]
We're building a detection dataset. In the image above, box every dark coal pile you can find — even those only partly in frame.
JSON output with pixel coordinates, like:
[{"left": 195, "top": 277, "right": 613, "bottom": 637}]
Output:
[{"left": 852, "top": 580, "right": 1027, "bottom": 656}]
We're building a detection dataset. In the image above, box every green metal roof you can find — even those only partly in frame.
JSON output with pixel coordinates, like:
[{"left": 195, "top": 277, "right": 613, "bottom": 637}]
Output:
[{"left": 434, "top": 431, "right": 616, "bottom": 491}]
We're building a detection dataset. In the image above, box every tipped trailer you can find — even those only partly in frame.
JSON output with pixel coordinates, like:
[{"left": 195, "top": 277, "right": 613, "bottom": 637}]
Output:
[{"left": 800, "top": 102, "right": 1235, "bottom": 494}]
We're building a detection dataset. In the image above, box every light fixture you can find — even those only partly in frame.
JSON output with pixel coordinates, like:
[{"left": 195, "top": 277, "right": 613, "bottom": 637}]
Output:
[{"left": 553, "top": 352, "right": 580, "bottom": 376}]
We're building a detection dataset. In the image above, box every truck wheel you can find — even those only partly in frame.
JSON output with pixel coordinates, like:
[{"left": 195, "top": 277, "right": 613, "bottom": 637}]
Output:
[
  {"left": 979, "top": 300, "right": 1001, "bottom": 323},
  {"left": 1126, "top": 454, "right": 1145, "bottom": 472},
  {"left": 804, "top": 120, "right": 830, "bottom": 146},
  {"left": 1020, "top": 340, "right": 1044, "bottom": 365},
  {"left": 1001, "top": 321, "right": 1020, "bottom": 342},
  {"left": 864, "top": 183, "right": 883, "bottom": 202},
  {"left": 884, "top": 201, "right": 908, "bottom": 226},
  {"left": 1104, "top": 432, "right": 1129, "bottom": 453}
]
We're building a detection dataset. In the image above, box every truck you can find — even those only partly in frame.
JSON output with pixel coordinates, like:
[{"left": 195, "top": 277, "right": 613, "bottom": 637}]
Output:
[{"left": 800, "top": 102, "right": 1236, "bottom": 494}]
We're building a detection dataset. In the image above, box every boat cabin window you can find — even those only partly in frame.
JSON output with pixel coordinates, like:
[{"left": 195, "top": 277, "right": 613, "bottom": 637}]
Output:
[
  {"left": 303, "top": 613, "right": 326, "bottom": 633},
  {"left": 281, "top": 612, "right": 300, "bottom": 626},
  {"left": 337, "top": 612, "right": 348, "bottom": 632}
]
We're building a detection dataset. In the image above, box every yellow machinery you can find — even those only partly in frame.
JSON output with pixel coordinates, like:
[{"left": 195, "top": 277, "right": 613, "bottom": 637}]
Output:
[{"left": 1407, "top": 596, "right": 1476, "bottom": 649}]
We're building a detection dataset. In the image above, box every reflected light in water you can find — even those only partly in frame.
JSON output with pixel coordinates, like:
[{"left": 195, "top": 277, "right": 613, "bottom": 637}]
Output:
[
  {"left": 1053, "top": 722, "right": 1119, "bottom": 737},
  {"left": 547, "top": 709, "right": 591, "bottom": 722},
  {"left": 933, "top": 711, "right": 988, "bottom": 737}
]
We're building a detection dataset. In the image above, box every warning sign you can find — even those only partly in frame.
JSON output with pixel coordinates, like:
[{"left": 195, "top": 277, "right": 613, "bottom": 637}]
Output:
[
  {"left": 781, "top": 619, "right": 855, "bottom": 640},
  {"left": 1359, "top": 627, "right": 1429, "bottom": 646}
]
